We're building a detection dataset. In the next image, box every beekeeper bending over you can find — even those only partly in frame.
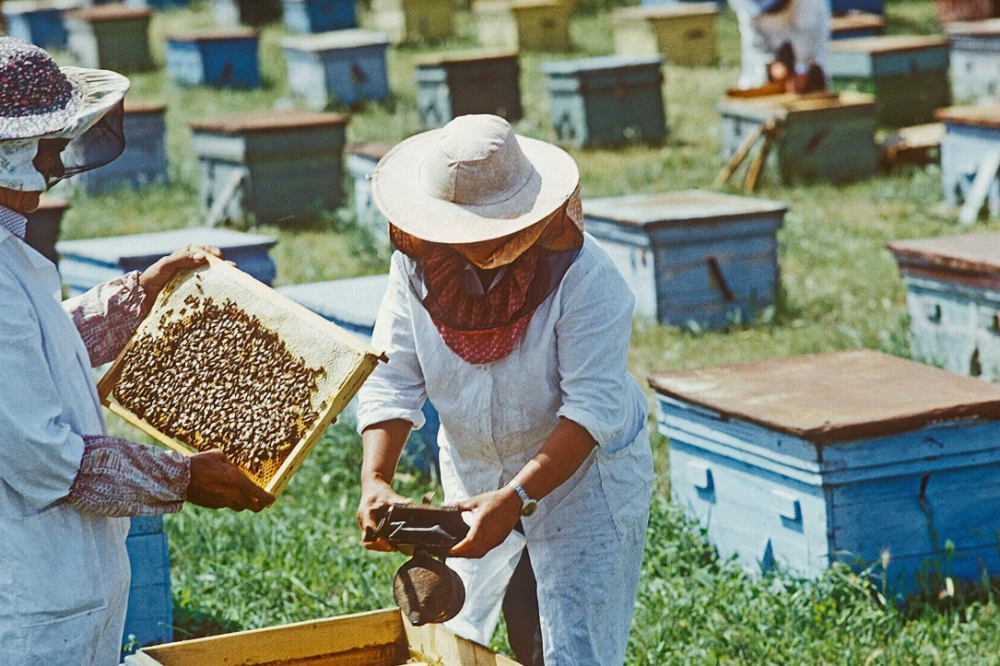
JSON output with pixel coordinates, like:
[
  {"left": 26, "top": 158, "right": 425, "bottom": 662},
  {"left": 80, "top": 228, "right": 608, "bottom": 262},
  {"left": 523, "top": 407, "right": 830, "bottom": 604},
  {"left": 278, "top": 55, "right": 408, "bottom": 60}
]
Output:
[
  {"left": 0, "top": 38, "right": 274, "bottom": 666},
  {"left": 732, "top": 0, "right": 832, "bottom": 93}
]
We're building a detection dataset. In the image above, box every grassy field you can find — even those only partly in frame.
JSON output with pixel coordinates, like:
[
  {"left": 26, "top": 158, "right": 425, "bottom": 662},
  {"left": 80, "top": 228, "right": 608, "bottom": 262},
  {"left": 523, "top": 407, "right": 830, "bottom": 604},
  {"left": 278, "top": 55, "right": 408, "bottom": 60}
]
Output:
[{"left": 60, "top": 0, "right": 1000, "bottom": 663}]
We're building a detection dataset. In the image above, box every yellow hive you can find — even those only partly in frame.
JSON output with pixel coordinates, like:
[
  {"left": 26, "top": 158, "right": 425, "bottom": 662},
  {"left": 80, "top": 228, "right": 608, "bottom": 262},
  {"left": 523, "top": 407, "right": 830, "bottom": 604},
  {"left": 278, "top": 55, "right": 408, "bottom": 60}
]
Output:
[
  {"left": 474, "top": 0, "right": 572, "bottom": 52},
  {"left": 611, "top": 3, "right": 718, "bottom": 67},
  {"left": 369, "top": 0, "right": 453, "bottom": 44}
]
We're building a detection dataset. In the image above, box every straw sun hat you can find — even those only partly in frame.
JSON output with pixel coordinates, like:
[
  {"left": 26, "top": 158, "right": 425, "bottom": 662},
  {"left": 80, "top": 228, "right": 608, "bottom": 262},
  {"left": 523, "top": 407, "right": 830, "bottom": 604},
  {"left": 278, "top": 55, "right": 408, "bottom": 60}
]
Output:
[{"left": 371, "top": 114, "right": 580, "bottom": 245}]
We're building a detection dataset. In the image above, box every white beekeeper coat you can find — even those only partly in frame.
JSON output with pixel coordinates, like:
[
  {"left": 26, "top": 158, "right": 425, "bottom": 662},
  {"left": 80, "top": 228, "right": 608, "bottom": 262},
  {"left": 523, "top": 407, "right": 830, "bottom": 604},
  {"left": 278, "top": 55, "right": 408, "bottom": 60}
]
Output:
[
  {"left": 732, "top": 0, "right": 832, "bottom": 89},
  {"left": 357, "top": 236, "right": 655, "bottom": 665},
  {"left": 0, "top": 227, "right": 131, "bottom": 666}
]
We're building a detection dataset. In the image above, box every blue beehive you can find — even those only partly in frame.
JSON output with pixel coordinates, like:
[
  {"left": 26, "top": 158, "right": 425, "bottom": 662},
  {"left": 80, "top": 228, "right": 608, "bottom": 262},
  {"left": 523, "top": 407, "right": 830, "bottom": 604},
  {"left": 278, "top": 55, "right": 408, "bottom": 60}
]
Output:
[
  {"left": 24, "top": 196, "right": 69, "bottom": 265},
  {"left": 947, "top": 21, "right": 1000, "bottom": 106},
  {"left": 124, "top": 0, "right": 189, "bottom": 8},
  {"left": 650, "top": 350, "right": 1000, "bottom": 590},
  {"left": 3, "top": 0, "right": 76, "bottom": 49},
  {"left": 829, "top": 0, "right": 883, "bottom": 14},
  {"left": 345, "top": 142, "right": 393, "bottom": 247},
  {"left": 166, "top": 29, "right": 261, "bottom": 89},
  {"left": 831, "top": 12, "right": 884, "bottom": 40},
  {"left": 72, "top": 102, "right": 167, "bottom": 195},
  {"left": 281, "top": 30, "right": 390, "bottom": 109},
  {"left": 826, "top": 35, "right": 951, "bottom": 127},
  {"left": 278, "top": 275, "right": 441, "bottom": 476},
  {"left": 889, "top": 232, "right": 1000, "bottom": 381},
  {"left": 583, "top": 190, "right": 785, "bottom": 329},
  {"left": 282, "top": 0, "right": 355, "bottom": 33},
  {"left": 56, "top": 228, "right": 277, "bottom": 297},
  {"left": 542, "top": 55, "right": 666, "bottom": 148},
  {"left": 123, "top": 516, "right": 172, "bottom": 649},
  {"left": 937, "top": 105, "right": 1000, "bottom": 215},
  {"left": 415, "top": 50, "right": 522, "bottom": 129}
]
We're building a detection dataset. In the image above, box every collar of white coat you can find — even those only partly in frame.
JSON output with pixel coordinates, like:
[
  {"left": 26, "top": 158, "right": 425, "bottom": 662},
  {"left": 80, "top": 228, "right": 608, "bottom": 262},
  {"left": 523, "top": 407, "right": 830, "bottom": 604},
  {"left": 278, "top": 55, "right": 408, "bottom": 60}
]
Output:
[{"left": 0, "top": 203, "right": 27, "bottom": 240}]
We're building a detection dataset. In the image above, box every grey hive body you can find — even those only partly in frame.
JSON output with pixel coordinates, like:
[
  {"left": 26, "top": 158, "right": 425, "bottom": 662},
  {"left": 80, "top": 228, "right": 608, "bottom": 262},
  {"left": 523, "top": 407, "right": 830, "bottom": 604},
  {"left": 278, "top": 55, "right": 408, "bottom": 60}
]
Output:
[
  {"left": 281, "top": 30, "right": 391, "bottom": 109},
  {"left": 415, "top": 50, "right": 522, "bottom": 128},
  {"left": 937, "top": 105, "right": 1000, "bottom": 215},
  {"left": 65, "top": 4, "right": 153, "bottom": 72},
  {"left": 583, "top": 190, "right": 786, "bottom": 329},
  {"left": 651, "top": 349, "right": 1000, "bottom": 591},
  {"left": 948, "top": 20, "right": 1000, "bottom": 106},
  {"left": 345, "top": 142, "right": 394, "bottom": 247},
  {"left": 72, "top": 103, "right": 168, "bottom": 195},
  {"left": 123, "top": 516, "right": 172, "bottom": 648}
]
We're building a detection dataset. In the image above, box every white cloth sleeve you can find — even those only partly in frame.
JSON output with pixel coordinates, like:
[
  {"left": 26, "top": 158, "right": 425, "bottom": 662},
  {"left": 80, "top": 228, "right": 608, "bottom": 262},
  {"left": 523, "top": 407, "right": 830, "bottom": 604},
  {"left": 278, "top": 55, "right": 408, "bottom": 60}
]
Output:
[
  {"left": 356, "top": 254, "right": 428, "bottom": 433},
  {"left": 555, "top": 258, "right": 636, "bottom": 448}
]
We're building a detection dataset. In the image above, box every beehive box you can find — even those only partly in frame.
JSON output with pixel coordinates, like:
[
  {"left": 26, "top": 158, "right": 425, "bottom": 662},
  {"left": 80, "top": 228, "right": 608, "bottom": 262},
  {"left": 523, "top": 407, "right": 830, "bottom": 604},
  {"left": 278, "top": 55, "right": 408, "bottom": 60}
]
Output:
[
  {"left": 937, "top": 105, "right": 1000, "bottom": 214},
  {"left": 889, "top": 232, "right": 1000, "bottom": 380},
  {"left": 65, "top": 4, "right": 153, "bottom": 72},
  {"left": 345, "top": 142, "right": 393, "bottom": 244},
  {"left": 415, "top": 50, "right": 522, "bottom": 128},
  {"left": 210, "top": 0, "right": 282, "bottom": 26},
  {"left": 281, "top": 29, "right": 390, "bottom": 109},
  {"left": 190, "top": 110, "right": 348, "bottom": 226},
  {"left": 947, "top": 20, "right": 1000, "bottom": 105},
  {"left": 474, "top": 0, "right": 572, "bottom": 52},
  {"left": 123, "top": 516, "right": 172, "bottom": 648},
  {"left": 56, "top": 227, "right": 277, "bottom": 297},
  {"left": 125, "top": 608, "right": 523, "bottom": 666},
  {"left": 283, "top": 0, "right": 355, "bottom": 32},
  {"left": 830, "top": 0, "right": 884, "bottom": 14},
  {"left": 827, "top": 35, "right": 951, "bottom": 127},
  {"left": 72, "top": 102, "right": 167, "bottom": 195},
  {"left": 23, "top": 195, "right": 68, "bottom": 265},
  {"left": 2, "top": 0, "right": 78, "bottom": 49},
  {"left": 831, "top": 12, "right": 885, "bottom": 40},
  {"left": 650, "top": 350, "right": 1000, "bottom": 589},
  {"left": 368, "top": 0, "right": 453, "bottom": 44},
  {"left": 610, "top": 3, "right": 718, "bottom": 67},
  {"left": 97, "top": 256, "right": 382, "bottom": 496},
  {"left": 584, "top": 190, "right": 785, "bottom": 328},
  {"left": 542, "top": 55, "right": 665, "bottom": 147},
  {"left": 719, "top": 91, "right": 878, "bottom": 184},
  {"left": 166, "top": 29, "right": 261, "bottom": 89}
]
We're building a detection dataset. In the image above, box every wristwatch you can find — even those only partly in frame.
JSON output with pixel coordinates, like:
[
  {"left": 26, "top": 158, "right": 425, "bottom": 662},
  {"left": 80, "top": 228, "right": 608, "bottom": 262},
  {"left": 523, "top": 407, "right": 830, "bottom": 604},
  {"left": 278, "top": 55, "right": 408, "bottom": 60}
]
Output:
[{"left": 508, "top": 482, "right": 538, "bottom": 517}]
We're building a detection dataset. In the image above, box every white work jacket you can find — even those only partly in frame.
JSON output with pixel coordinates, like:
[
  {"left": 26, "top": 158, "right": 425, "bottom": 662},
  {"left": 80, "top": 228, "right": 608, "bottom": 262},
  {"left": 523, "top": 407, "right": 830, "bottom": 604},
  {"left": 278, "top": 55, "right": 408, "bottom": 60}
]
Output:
[
  {"left": 357, "top": 236, "right": 655, "bottom": 666},
  {"left": 732, "top": 0, "right": 832, "bottom": 89},
  {"left": 0, "top": 227, "right": 131, "bottom": 666}
]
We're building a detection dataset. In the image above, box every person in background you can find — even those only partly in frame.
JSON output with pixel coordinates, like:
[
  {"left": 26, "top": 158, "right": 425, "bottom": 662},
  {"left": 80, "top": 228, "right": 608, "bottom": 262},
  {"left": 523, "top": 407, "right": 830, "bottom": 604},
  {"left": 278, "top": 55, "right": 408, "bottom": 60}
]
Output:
[
  {"left": 0, "top": 37, "right": 274, "bottom": 666},
  {"left": 355, "top": 114, "right": 654, "bottom": 666},
  {"left": 732, "top": 0, "right": 832, "bottom": 93}
]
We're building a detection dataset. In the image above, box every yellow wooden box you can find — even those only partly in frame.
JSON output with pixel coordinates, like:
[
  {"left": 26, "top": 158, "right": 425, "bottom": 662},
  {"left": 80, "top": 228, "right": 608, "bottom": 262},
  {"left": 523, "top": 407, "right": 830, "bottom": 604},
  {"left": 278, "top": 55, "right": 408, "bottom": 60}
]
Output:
[
  {"left": 369, "top": 0, "right": 453, "bottom": 44},
  {"left": 611, "top": 3, "right": 717, "bottom": 67},
  {"left": 97, "top": 255, "right": 382, "bottom": 497},
  {"left": 124, "top": 608, "right": 524, "bottom": 666},
  {"left": 474, "top": 0, "right": 572, "bottom": 52}
]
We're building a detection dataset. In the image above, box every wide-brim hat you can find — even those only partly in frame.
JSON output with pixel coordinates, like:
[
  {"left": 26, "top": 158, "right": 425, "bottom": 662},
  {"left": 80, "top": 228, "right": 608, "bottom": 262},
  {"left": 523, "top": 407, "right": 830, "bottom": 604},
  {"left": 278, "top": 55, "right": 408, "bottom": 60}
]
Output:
[{"left": 371, "top": 114, "right": 580, "bottom": 245}]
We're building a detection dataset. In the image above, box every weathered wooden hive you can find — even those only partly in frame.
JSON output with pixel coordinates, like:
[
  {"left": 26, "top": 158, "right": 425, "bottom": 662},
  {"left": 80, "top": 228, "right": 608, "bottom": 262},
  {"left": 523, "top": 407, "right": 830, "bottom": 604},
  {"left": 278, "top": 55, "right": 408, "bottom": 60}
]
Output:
[
  {"left": 937, "top": 105, "right": 1000, "bottom": 215},
  {"left": 345, "top": 142, "right": 393, "bottom": 244},
  {"left": 189, "top": 110, "right": 348, "bottom": 226},
  {"left": 123, "top": 515, "right": 172, "bottom": 648},
  {"left": 610, "top": 3, "right": 718, "bottom": 67},
  {"left": 56, "top": 228, "right": 277, "bottom": 297},
  {"left": 542, "top": 55, "right": 666, "bottom": 147},
  {"left": 474, "top": 0, "right": 572, "bottom": 52},
  {"left": 650, "top": 349, "right": 1000, "bottom": 590},
  {"left": 283, "top": 0, "right": 356, "bottom": 33},
  {"left": 584, "top": 190, "right": 786, "bottom": 329},
  {"left": 826, "top": 35, "right": 951, "bottom": 127},
  {"left": 831, "top": 12, "right": 886, "bottom": 40},
  {"left": 368, "top": 0, "right": 453, "bottom": 44},
  {"left": 210, "top": 0, "right": 282, "bottom": 26},
  {"left": 947, "top": 20, "right": 1000, "bottom": 105},
  {"left": 23, "top": 195, "right": 69, "bottom": 265},
  {"left": 415, "top": 50, "right": 522, "bottom": 128},
  {"left": 166, "top": 28, "right": 261, "bottom": 89},
  {"left": 889, "top": 231, "right": 1000, "bottom": 381},
  {"left": 73, "top": 102, "right": 168, "bottom": 195},
  {"left": 2, "top": 0, "right": 78, "bottom": 49},
  {"left": 281, "top": 29, "right": 391, "bottom": 109},
  {"left": 65, "top": 4, "right": 153, "bottom": 72},
  {"left": 719, "top": 91, "right": 878, "bottom": 184}
]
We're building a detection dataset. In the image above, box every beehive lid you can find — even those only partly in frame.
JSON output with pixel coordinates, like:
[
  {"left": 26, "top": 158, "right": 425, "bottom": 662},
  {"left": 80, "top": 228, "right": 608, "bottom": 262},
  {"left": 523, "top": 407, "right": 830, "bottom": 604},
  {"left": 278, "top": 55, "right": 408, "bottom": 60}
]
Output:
[
  {"left": 829, "top": 35, "right": 950, "bottom": 54},
  {"left": 345, "top": 141, "right": 395, "bottom": 161},
  {"left": 281, "top": 28, "right": 391, "bottom": 51},
  {"left": 611, "top": 2, "right": 718, "bottom": 20},
  {"left": 97, "top": 256, "right": 383, "bottom": 497},
  {"left": 66, "top": 4, "right": 152, "bottom": 21},
  {"left": 584, "top": 190, "right": 786, "bottom": 228},
  {"left": 166, "top": 27, "right": 259, "bottom": 41},
  {"left": 719, "top": 90, "right": 875, "bottom": 119},
  {"left": 888, "top": 232, "right": 1000, "bottom": 275},
  {"left": 831, "top": 12, "right": 885, "bottom": 33},
  {"left": 416, "top": 48, "right": 519, "bottom": 67},
  {"left": 542, "top": 54, "right": 664, "bottom": 75},
  {"left": 124, "top": 101, "right": 166, "bottom": 115},
  {"left": 278, "top": 274, "right": 389, "bottom": 332},
  {"left": 649, "top": 350, "right": 1000, "bottom": 445},
  {"left": 190, "top": 109, "right": 349, "bottom": 135},
  {"left": 936, "top": 105, "right": 1000, "bottom": 128},
  {"left": 3, "top": 0, "right": 84, "bottom": 14},
  {"left": 946, "top": 19, "right": 1000, "bottom": 37},
  {"left": 57, "top": 228, "right": 277, "bottom": 267},
  {"left": 34, "top": 194, "right": 69, "bottom": 212}
]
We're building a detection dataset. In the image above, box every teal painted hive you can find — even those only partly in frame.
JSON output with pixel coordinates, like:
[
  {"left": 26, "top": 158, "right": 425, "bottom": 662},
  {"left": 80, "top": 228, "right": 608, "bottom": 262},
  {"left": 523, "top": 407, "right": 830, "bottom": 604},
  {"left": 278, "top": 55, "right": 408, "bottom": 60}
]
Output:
[
  {"left": 583, "top": 190, "right": 786, "bottom": 329},
  {"left": 64, "top": 4, "right": 153, "bottom": 72},
  {"left": 415, "top": 50, "right": 522, "bottom": 129},
  {"left": 937, "top": 105, "right": 1000, "bottom": 215},
  {"left": 827, "top": 35, "right": 951, "bottom": 127},
  {"left": 650, "top": 350, "right": 1000, "bottom": 592},
  {"left": 542, "top": 55, "right": 666, "bottom": 148},
  {"left": 281, "top": 29, "right": 391, "bottom": 109},
  {"left": 889, "top": 232, "right": 1000, "bottom": 381},
  {"left": 345, "top": 142, "right": 393, "bottom": 247},
  {"left": 947, "top": 20, "right": 1000, "bottom": 105},
  {"left": 123, "top": 516, "right": 172, "bottom": 649}
]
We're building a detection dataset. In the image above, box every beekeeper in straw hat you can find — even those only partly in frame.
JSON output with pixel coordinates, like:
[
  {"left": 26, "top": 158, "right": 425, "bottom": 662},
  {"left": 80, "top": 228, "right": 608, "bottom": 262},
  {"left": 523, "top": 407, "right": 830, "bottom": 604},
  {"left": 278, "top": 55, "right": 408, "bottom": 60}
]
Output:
[
  {"left": 0, "top": 37, "right": 274, "bottom": 666},
  {"left": 356, "top": 114, "right": 654, "bottom": 666},
  {"left": 732, "top": 0, "right": 831, "bottom": 92}
]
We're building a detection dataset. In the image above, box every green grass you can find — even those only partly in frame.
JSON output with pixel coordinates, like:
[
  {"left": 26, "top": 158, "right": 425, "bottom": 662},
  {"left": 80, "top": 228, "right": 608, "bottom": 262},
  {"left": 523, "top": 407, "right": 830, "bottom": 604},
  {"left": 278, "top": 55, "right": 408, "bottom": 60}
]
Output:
[{"left": 68, "top": 0, "right": 1000, "bottom": 662}]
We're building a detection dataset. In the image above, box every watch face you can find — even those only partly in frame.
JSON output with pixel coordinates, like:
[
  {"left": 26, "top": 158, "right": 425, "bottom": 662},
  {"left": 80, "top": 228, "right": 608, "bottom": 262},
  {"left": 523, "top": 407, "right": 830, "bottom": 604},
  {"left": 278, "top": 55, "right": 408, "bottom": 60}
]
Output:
[{"left": 522, "top": 499, "right": 538, "bottom": 517}]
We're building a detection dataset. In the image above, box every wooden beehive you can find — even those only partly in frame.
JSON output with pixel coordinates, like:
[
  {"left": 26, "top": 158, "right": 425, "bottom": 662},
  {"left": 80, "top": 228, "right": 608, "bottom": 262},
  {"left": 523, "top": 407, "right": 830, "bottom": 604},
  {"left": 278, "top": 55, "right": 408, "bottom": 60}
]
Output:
[
  {"left": 281, "top": 29, "right": 391, "bottom": 109},
  {"left": 937, "top": 105, "right": 1000, "bottom": 215},
  {"left": 889, "top": 232, "right": 1000, "bottom": 381},
  {"left": 827, "top": 35, "right": 951, "bottom": 127},
  {"left": 584, "top": 190, "right": 786, "bottom": 328},
  {"left": 719, "top": 91, "right": 878, "bottom": 184},
  {"left": 831, "top": 12, "right": 886, "bottom": 40},
  {"left": 98, "top": 256, "right": 382, "bottom": 496},
  {"left": 166, "top": 29, "right": 261, "bottom": 89},
  {"left": 947, "top": 20, "right": 1000, "bottom": 105},
  {"left": 474, "top": 0, "right": 571, "bottom": 52},
  {"left": 610, "top": 3, "right": 718, "bottom": 67},
  {"left": 125, "top": 608, "right": 523, "bottom": 666},
  {"left": 73, "top": 102, "right": 168, "bottom": 195},
  {"left": 831, "top": 0, "right": 884, "bottom": 14},
  {"left": 210, "top": 0, "right": 282, "bottom": 26},
  {"left": 23, "top": 195, "right": 68, "bottom": 265},
  {"left": 283, "top": 0, "right": 356, "bottom": 33},
  {"left": 2, "top": 0, "right": 78, "bottom": 50},
  {"left": 123, "top": 516, "right": 172, "bottom": 648},
  {"left": 65, "top": 4, "right": 153, "bottom": 72},
  {"left": 368, "top": 0, "right": 453, "bottom": 44},
  {"left": 415, "top": 50, "right": 522, "bottom": 128},
  {"left": 650, "top": 350, "right": 1000, "bottom": 590},
  {"left": 345, "top": 142, "right": 393, "bottom": 244}
]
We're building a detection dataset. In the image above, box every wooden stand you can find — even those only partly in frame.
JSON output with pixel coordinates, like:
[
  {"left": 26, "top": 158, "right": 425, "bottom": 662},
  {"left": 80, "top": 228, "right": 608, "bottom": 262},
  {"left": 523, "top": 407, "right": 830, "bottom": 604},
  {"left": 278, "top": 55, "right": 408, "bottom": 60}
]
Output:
[{"left": 938, "top": 105, "right": 1000, "bottom": 221}]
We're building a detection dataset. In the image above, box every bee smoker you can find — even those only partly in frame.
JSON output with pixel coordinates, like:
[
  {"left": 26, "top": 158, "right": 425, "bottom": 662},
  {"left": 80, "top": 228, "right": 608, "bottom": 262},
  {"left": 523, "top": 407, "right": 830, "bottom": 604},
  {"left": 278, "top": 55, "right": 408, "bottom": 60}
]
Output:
[{"left": 365, "top": 503, "right": 470, "bottom": 626}]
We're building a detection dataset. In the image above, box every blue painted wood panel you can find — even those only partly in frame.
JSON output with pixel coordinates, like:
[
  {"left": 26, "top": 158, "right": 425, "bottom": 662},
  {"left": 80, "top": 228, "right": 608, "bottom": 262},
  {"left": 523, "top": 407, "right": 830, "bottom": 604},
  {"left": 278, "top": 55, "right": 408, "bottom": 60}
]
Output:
[
  {"left": 123, "top": 516, "right": 172, "bottom": 649},
  {"left": 73, "top": 107, "right": 168, "bottom": 195},
  {"left": 125, "top": 0, "right": 189, "bottom": 8},
  {"left": 282, "top": 31, "right": 390, "bottom": 109},
  {"left": 3, "top": 3, "right": 70, "bottom": 49},
  {"left": 167, "top": 35, "right": 261, "bottom": 89},
  {"left": 345, "top": 149, "right": 389, "bottom": 246},
  {"left": 283, "top": 0, "right": 356, "bottom": 33}
]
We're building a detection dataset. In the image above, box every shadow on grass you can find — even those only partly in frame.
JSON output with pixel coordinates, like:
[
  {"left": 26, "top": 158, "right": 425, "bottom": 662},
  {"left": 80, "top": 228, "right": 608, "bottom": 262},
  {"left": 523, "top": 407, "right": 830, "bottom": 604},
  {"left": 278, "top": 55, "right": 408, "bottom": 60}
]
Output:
[{"left": 172, "top": 602, "right": 243, "bottom": 641}]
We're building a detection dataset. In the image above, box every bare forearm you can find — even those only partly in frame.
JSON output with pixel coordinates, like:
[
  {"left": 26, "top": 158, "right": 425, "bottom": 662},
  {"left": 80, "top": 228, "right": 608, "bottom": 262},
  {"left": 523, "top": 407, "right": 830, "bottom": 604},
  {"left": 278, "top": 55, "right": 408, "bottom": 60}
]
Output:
[
  {"left": 511, "top": 417, "right": 597, "bottom": 501},
  {"left": 361, "top": 419, "right": 413, "bottom": 486}
]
